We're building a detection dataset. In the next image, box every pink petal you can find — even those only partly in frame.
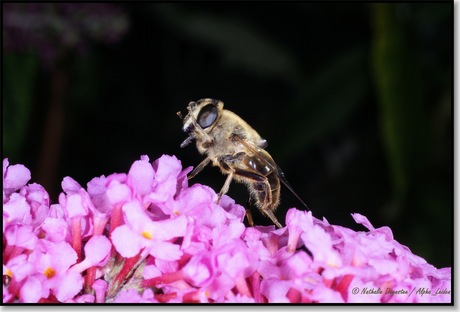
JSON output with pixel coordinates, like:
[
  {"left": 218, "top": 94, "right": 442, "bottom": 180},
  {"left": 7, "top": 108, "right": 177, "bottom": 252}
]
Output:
[
  {"left": 111, "top": 225, "right": 142, "bottom": 258},
  {"left": 114, "top": 288, "right": 142, "bottom": 303},
  {"left": 20, "top": 275, "right": 44, "bottom": 303},
  {"left": 142, "top": 264, "right": 162, "bottom": 279},
  {"left": 351, "top": 213, "right": 375, "bottom": 231},
  {"left": 148, "top": 241, "right": 182, "bottom": 261},
  {"left": 48, "top": 242, "right": 79, "bottom": 272},
  {"left": 87, "top": 175, "right": 112, "bottom": 214},
  {"left": 368, "top": 258, "right": 399, "bottom": 275},
  {"left": 220, "top": 251, "right": 251, "bottom": 279},
  {"left": 61, "top": 176, "right": 82, "bottom": 194},
  {"left": 6, "top": 254, "right": 34, "bottom": 283},
  {"left": 128, "top": 157, "right": 155, "bottom": 197},
  {"left": 3, "top": 158, "right": 8, "bottom": 179},
  {"left": 20, "top": 184, "right": 50, "bottom": 227},
  {"left": 260, "top": 278, "right": 290, "bottom": 303},
  {"left": 86, "top": 175, "right": 106, "bottom": 197},
  {"left": 310, "top": 284, "right": 344, "bottom": 303},
  {"left": 4, "top": 224, "right": 37, "bottom": 250},
  {"left": 224, "top": 293, "right": 256, "bottom": 303},
  {"left": 92, "top": 279, "right": 108, "bottom": 303},
  {"left": 167, "top": 184, "right": 215, "bottom": 216},
  {"left": 285, "top": 208, "right": 313, "bottom": 251},
  {"left": 281, "top": 250, "right": 313, "bottom": 278},
  {"left": 218, "top": 195, "right": 246, "bottom": 221},
  {"left": 148, "top": 155, "right": 182, "bottom": 203},
  {"left": 3, "top": 161, "right": 31, "bottom": 194},
  {"left": 204, "top": 273, "right": 235, "bottom": 301},
  {"left": 153, "top": 155, "right": 182, "bottom": 181},
  {"left": 53, "top": 271, "right": 84, "bottom": 302},
  {"left": 121, "top": 201, "right": 150, "bottom": 230},
  {"left": 41, "top": 217, "right": 69, "bottom": 242},
  {"left": 151, "top": 215, "right": 188, "bottom": 241},
  {"left": 63, "top": 193, "right": 88, "bottom": 218},
  {"left": 301, "top": 225, "right": 342, "bottom": 267},
  {"left": 212, "top": 222, "right": 245, "bottom": 247},
  {"left": 3, "top": 193, "right": 32, "bottom": 225},
  {"left": 84, "top": 235, "right": 111, "bottom": 265},
  {"left": 65, "top": 294, "right": 95, "bottom": 303},
  {"left": 183, "top": 253, "right": 213, "bottom": 286},
  {"left": 106, "top": 180, "right": 132, "bottom": 205}
]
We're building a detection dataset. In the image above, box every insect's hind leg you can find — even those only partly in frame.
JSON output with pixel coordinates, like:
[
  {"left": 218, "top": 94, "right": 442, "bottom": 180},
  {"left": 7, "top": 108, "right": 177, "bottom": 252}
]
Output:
[
  {"left": 261, "top": 205, "right": 282, "bottom": 228},
  {"left": 253, "top": 181, "right": 282, "bottom": 228},
  {"left": 232, "top": 169, "right": 283, "bottom": 228},
  {"left": 245, "top": 203, "right": 255, "bottom": 227}
]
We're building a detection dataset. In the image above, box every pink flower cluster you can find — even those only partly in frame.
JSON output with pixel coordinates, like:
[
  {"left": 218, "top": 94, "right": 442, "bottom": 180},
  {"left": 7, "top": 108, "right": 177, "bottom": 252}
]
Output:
[{"left": 3, "top": 155, "right": 451, "bottom": 303}]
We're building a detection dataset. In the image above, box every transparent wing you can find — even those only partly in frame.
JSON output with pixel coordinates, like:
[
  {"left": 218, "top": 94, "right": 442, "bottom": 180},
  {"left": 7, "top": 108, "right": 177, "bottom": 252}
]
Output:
[{"left": 232, "top": 135, "right": 310, "bottom": 211}]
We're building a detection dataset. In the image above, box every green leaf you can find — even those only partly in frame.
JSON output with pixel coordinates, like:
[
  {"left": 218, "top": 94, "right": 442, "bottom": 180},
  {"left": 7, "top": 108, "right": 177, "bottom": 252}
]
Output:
[{"left": 370, "top": 3, "right": 427, "bottom": 199}]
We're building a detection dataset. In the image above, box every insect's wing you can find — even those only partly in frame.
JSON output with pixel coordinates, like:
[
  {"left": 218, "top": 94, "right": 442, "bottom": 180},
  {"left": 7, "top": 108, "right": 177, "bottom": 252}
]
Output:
[{"left": 233, "top": 135, "right": 310, "bottom": 211}]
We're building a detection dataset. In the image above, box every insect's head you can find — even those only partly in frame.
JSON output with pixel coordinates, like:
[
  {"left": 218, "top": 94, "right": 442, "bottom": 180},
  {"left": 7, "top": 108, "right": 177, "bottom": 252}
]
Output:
[
  {"left": 182, "top": 98, "right": 223, "bottom": 132},
  {"left": 177, "top": 98, "right": 224, "bottom": 148}
]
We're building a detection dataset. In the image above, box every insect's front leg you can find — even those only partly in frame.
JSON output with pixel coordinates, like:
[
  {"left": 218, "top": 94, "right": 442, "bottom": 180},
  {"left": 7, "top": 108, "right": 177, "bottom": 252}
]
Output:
[
  {"left": 215, "top": 154, "right": 241, "bottom": 203},
  {"left": 217, "top": 171, "right": 234, "bottom": 204},
  {"left": 188, "top": 157, "right": 211, "bottom": 180},
  {"left": 215, "top": 152, "right": 247, "bottom": 203}
]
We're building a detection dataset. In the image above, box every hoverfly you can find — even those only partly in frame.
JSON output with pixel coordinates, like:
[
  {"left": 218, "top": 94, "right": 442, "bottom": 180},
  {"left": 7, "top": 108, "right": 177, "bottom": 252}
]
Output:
[{"left": 177, "top": 98, "right": 309, "bottom": 228}]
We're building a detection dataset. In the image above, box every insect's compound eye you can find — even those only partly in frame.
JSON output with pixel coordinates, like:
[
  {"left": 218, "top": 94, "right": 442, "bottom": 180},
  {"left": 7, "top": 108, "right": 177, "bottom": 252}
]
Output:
[{"left": 197, "top": 104, "right": 218, "bottom": 129}]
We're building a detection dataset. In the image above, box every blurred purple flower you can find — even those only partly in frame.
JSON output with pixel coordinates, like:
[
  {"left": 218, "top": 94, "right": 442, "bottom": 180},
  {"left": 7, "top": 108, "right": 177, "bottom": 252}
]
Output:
[
  {"left": 3, "top": 3, "right": 129, "bottom": 67},
  {"left": 2, "top": 156, "right": 452, "bottom": 304}
]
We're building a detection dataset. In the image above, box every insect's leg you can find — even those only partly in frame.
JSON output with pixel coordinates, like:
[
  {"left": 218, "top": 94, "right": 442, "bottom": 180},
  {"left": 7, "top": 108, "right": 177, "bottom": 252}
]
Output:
[
  {"left": 232, "top": 169, "right": 283, "bottom": 228},
  {"left": 252, "top": 180, "right": 282, "bottom": 228},
  {"left": 188, "top": 157, "right": 211, "bottom": 180},
  {"left": 245, "top": 208, "right": 255, "bottom": 227},
  {"left": 245, "top": 196, "right": 256, "bottom": 227},
  {"left": 217, "top": 171, "right": 234, "bottom": 204},
  {"left": 260, "top": 203, "right": 282, "bottom": 228},
  {"left": 215, "top": 154, "right": 246, "bottom": 203},
  {"left": 180, "top": 134, "right": 195, "bottom": 148}
]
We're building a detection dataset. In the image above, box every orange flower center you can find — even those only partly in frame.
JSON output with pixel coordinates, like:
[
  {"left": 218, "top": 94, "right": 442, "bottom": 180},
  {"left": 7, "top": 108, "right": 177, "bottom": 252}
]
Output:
[
  {"left": 142, "top": 231, "right": 153, "bottom": 240},
  {"left": 44, "top": 267, "right": 56, "bottom": 279}
]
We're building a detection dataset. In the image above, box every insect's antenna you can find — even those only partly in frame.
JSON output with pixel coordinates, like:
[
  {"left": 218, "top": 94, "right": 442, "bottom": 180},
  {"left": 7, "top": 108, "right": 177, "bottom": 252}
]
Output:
[
  {"left": 278, "top": 172, "right": 310, "bottom": 211},
  {"left": 295, "top": 192, "right": 310, "bottom": 211},
  {"left": 180, "top": 135, "right": 195, "bottom": 148}
]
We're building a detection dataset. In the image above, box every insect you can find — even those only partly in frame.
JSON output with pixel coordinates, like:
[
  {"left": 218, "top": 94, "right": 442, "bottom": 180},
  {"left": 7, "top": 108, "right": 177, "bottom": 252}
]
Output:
[{"left": 177, "top": 98, "right": 309, "bottom": 228}]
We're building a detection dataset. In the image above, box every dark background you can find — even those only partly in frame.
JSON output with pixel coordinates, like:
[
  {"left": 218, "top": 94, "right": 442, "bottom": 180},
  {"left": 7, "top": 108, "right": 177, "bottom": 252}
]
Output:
[{"left": 3, "top": 3, "right": 452, "bottom": 268}]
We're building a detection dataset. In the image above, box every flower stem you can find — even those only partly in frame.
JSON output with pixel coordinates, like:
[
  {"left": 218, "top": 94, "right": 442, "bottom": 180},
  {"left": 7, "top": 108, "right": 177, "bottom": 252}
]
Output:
[
  {"left": 110, "top": 204, "right": 123, "bottom": 233},
  {"left": 154, "top": 292, "right": 177, "bottom": 302},
  {"left": 71, "top": 217, "right": 82, "bottom": 261},
  {"left": 234, "top": 275, "right": 252, "bottom": 298},
  {"left": 107, "top": 253, "right": 141, "bottom": 298},
  {"left": 142, "top": 270, "right": 185, "bottom": 288},
  {"left": 249, "top": 272, "right": 264, "bottom": 303}
]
